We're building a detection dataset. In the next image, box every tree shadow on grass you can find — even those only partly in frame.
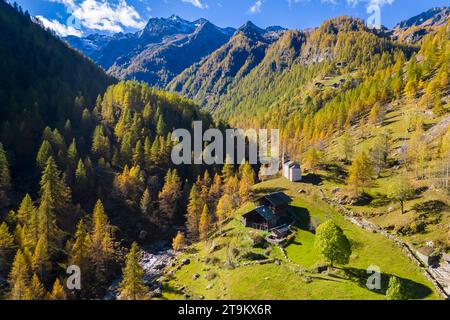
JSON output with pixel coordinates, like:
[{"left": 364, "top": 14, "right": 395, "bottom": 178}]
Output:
[
  {"left": 301, "top": 174, "right": 323, "bottom": 186},
  {"left": 290, "top": 206, "right": 311, "bottom": 231},
  {"left": 161, "top": 283, "right": 184, "bottom": 300},
  {"left": 321, "top": 164, "right": 347, "bottom": 184},
  {"left": 342, "top": 267, "right": 434, "bottom": 299},
  {"left": 254, "top": 187, "right": 289, "bottom": 197}
]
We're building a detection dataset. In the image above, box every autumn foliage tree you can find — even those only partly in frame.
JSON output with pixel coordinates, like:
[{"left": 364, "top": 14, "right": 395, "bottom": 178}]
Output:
[
  {"left": 199, "top": 205, "right": 212, "bottom": 240},
  {"left": 158, "top": 169, "right": 182, "bottom": 222},
  {"left": 347, "top": 152, "right": 374, "bottom": 195},
  {"left": 90, "top": 200, "right": 116, "bottom": 290},
  {"left": 8, "top": 250, "right": 30, "bottom": 300},
  {"left": 186, "top": 185, "right": 203, "bottom": 240},
  {"left": 172, "top": 232, "right": 186, "bottom": 251},
  {"left": 118, "top": 242, "right": 148, "bottom": 300}
]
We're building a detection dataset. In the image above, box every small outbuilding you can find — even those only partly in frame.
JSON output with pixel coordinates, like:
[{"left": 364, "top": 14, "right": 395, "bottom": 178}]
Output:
[
  {"left": 282, "top": 153, "right": 302, "bottom": 182},
  {"left": 271, "top": 225, "right": 291, "bottom": 239},
  {"left": 416, "top": 246, "right": 440, "bottom": 267}
]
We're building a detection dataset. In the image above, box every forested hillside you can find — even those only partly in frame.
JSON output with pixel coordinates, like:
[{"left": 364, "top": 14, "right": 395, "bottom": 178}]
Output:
[
  {"left": 0, "top": 3, "right": 255, "bottom": 300},
  {"left": 167, "top": 22, "right": 286, "bottom": 109},
  {"left": 0, "top": 1, "right": 113, "bottom": 174}
]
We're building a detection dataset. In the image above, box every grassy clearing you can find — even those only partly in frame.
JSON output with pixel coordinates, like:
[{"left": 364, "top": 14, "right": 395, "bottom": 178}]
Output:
[{"left": 161, "top": 178, "right": 440, "bottom": 300}]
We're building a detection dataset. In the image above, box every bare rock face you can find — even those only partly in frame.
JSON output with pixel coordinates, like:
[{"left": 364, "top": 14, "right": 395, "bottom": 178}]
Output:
[{"left": 391, "top": 7, "right": 450, "bottom": 44}]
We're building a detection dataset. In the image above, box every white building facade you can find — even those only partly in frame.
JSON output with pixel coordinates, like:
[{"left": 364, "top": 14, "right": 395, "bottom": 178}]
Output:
[{"left": 282, "top": 153, "right": 302, "bottom": 182}]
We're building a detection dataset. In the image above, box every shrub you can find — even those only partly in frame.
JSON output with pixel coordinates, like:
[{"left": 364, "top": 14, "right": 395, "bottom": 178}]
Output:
[{"left": 204, "top": 271, "right": 217, "bottom": 281}]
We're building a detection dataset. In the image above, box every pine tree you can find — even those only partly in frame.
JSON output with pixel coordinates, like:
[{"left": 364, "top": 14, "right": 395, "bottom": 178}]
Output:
[
  {"left": 37, "top": 190, "right": 61, "bottom": 251},
  {"left": 386, "top": 276, "right": 407, "bottom": 300},
  {"left": 156, "top": 114, "right": 166, "bottom": 136},
  {"left": 36, "top": 140, "right": 53, "bottom": 169},
  {"left": 90, "top": 200, "right": 115, "bottom": 287},
  {"left": 67, "top": 138, "right": 78, "bottom": 170},
  {"left": 238, "top": 162, "right": 255, "bottom": 203},
  {"left": 347, "top": 151, "right": 374, "bottom": 195},
  {"left": 338, "top": 132, "right": 354, "bottom": 162},
  {"left": 186, "top": 185, "right": 203, "bottom": 240},
  {"left": 0, "top": 142, "right": 11, "bottom": 193},
  {"left": 0, "top": 222, "right": 15, "bottom": 272},
  {"left": 49, "top": 279, "right": 66, "bottom": 300},
  {"left": 69, "top": 220, "right": 92, "bottom": 277},
  {"left": 133, "top": 140, "right": 144, "bottom": 166},
  {"left": 17, "top": 194, "right": 35, "bottom": 225},
  {"left": 40, "top": 156, "right": 72, "bottom": 214},
  {"left": 120, "top": 133, "right": 133, "bottom": 165},
  {"left": 303, "top": 147, "right": 322, "bottom": 173},
  {"left": 32, "top": 236, "right": 51, "bottom": 282},
  {"left": 75, "top": 159, "right": 87, "bottom": 187},
  {"left": 369, "top": 130, "right": 391, "bottom": 177},
  {"left": 224, "top": 175, "right": 240, "bottom": 210},
  {"left": 92, "top": 125, "right": 110, "bottom": 160},
  {"left": 140, "top": 188, "right": 152, "bottom": 217},
  {"left": 222, "top": 161, "right": 234, "bottom": 183},
  {"left": 172, "top": 232, "right": 186, "bottom": 251},
  {"left": 63, "top": 120, "right": 72, "bottom": 141},
  {"left": 118, "top": 242, "right": 148, "bottom": 300},
  {"left": 208, "top": 174, "right": 222, "bottom": 207},
  {"left": 14, "top": 224, "right": 26, "bottom": 250},
  {"left": 150, "top": 137, "right": 161, "bottom": 165},
  {"left": 158, "top": 169, "right": 182, "bottom": 221},
  {"left": 8, "top": 250, "right": 30, "bottom": 300},
  {"left": 24, "top": 274, "right": 47, "bottom": 300},
  {"left": 199, "top": 205, "right": 212, "bottom": 241},
  {"left": 216, "top": 194, "right": 233, "bottom": 225},
  {"left": 143, "top": 136, "right": 152, "bottom": 169}
]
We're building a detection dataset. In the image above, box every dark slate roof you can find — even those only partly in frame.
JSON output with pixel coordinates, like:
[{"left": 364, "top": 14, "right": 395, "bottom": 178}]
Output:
[
  {"left": 243, "top": 206, "right": 276, "bottom": 221},
  {"left": 263, "top": 192, "right": 292, "bottom": 206},
  {"left": 287, "top": 162, "right": 300, "bottom": 168},
  {"left": 271, "top": 225, "right": 290, "bottom": 236},
  {"left": 255, "top": 206, "right": 276, "bottom": 221},
  {"left": 417, "top": 246, "right": 434, "bottom": 256}
]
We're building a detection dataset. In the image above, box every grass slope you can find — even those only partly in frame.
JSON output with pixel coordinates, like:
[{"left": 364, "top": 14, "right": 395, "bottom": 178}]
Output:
[
  {"left": 319, "top": 99, "right": 449, "bottom": 250},
  {"left": 161, "top": 178, "right": 440, "bottom": 300}
]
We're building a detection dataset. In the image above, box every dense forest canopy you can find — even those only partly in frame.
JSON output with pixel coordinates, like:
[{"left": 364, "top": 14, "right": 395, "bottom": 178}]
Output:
[{"left": 0, "top": 1, "right": 114, "bottom": 172}]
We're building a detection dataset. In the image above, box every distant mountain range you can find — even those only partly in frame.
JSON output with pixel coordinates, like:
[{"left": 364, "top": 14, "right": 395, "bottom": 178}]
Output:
[
  {"left": 64, "top": 7, "right": 449, "bottom": 93},
  {"left": 64, "top": 16, "right": 285, "bottom": 87}
]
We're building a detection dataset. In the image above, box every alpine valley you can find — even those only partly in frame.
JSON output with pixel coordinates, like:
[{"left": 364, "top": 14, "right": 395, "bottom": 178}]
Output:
[{"left": 0, "top": 1, "right": 448, "bottom": 301}]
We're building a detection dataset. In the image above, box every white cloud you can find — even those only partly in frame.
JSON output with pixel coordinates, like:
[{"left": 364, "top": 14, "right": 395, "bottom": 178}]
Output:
[
  {"left": 36, "top": 15, "right": 83, "bottom": 36},
  {"left": 44, "top": 0, "right": 146, "bottom": 35},
  {"left": 48, "top": 0, "right": 77, "bottom": 10},
  {"left": 347, "top": 0, "right": 394, "bottom": 7},
  {"left": 181, "top": 0, "right": 208, "bottom": 9},
  {"left": 71, "top": 0, "right": 146, "bottom": 32},
  {"left": 249, "top": 0, "right": 263, "bottom": 14}
]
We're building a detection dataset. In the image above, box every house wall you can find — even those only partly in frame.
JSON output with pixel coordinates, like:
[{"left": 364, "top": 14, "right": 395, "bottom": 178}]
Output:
[{"left": 289, "top": 167, "right": 302, "bottom": 182}]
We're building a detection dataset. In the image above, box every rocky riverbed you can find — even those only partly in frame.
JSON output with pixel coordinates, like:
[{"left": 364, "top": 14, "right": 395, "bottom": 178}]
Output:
[{"left": 105, "top": 241, "right": 176, "bottom": 300}]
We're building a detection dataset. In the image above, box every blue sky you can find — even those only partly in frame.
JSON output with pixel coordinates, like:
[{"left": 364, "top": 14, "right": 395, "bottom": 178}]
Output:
[{"left": 13, "top": 0, "right": 450, "bottom": 37}]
